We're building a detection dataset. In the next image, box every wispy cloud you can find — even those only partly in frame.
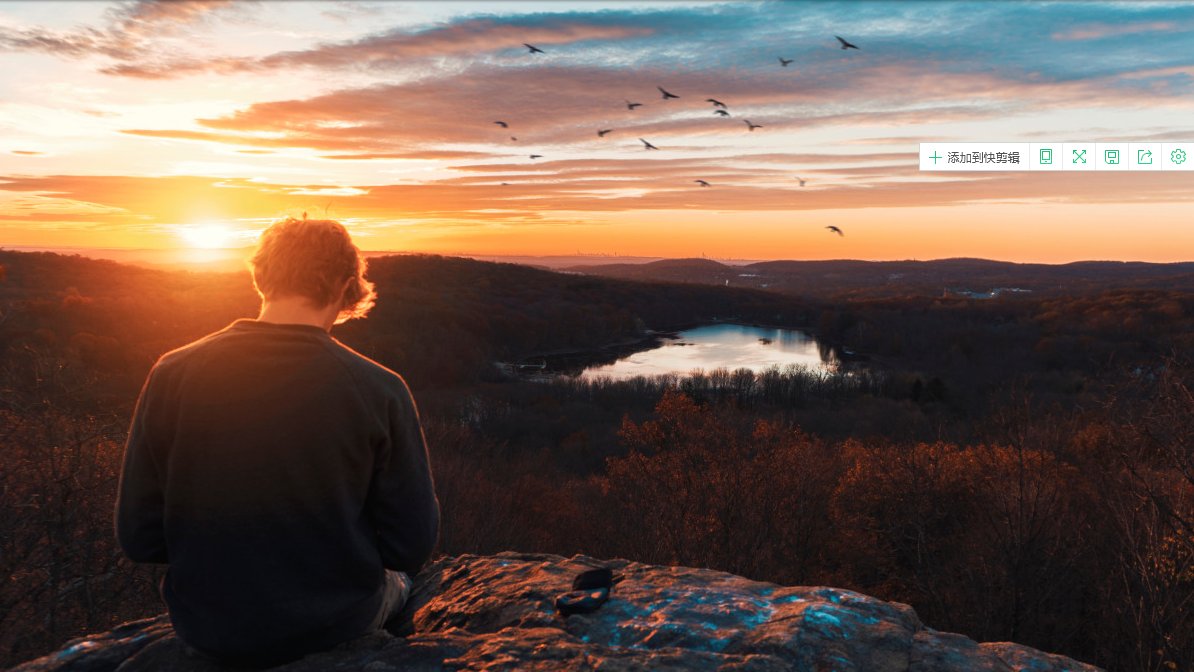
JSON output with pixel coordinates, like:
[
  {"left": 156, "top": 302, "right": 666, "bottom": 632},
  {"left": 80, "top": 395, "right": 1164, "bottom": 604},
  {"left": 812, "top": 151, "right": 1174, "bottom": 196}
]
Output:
[
  {"left": 111, "top": 1, "right": 243, "bottom": 33},
  {"left": 1053, "top": 20, "right": 1180, "bottom": 42},
  {"left": 102, "top": 14, "right": 655, "bottom": 78},
  {"left": 0, "top": 0, "right": 244, "bottom": 63},
  {"left": 114, "top": 54, "right": 1194, "bottom": 169},
  {"left": 5, "top": 161, "right": 1193, "bottom": 239},
  {"left": 319, "top": 2, "right": 388, "bottom": 25}
]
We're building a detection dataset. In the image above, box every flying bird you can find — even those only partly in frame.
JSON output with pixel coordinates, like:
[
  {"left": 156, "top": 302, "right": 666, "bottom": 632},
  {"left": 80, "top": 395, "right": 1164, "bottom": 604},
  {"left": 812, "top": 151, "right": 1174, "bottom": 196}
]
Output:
[
  {"left": 835, "top": 35, "right": 859, "bottom": 50},
  {"left": 706, "top": 98, "right": 727, "bottom": 108},
  {"left": 529, "top": 154, "right": 543, "bottom": 159},
  {"left": 626, "top": 100, "right": 643, "bottom": 110},
  {"left": 778, "top": 57, "right": 793, "bottom": 67},
  {"left": 639, "top": 138, "right": 659, "bottom": 150},
  {"left": 524, "top": 43, "right": 545, "bottom": 54},
  {"left": 795, "top": 177, "right": 807, "bottom": 187},
  {"left": 493, "top": 121, "right": 508, "bottom": 128},
  {"left": 657, "top": 86, "right": 679, "bottom": 99},
  {"left": 714, "top": 109, "right": 730, "bottom": 117},
  {"left": 694, "top": 179, "right": 711, "bottom": 187},
  {"left": 826, "top": 225, "right": 844, "bottom": 236},
  {"left": 744, "top": 119, "right": 763, "bottom": 131},
  {"left": 597, "top": 129, "right": 612, "bottom": 137}
]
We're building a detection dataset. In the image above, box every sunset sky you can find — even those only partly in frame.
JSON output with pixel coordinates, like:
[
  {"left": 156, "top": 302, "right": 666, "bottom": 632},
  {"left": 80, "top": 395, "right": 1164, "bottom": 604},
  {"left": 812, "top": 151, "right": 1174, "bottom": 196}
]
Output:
[{"left": 2, "top": 0, "right": 1194, "bottom": 262}]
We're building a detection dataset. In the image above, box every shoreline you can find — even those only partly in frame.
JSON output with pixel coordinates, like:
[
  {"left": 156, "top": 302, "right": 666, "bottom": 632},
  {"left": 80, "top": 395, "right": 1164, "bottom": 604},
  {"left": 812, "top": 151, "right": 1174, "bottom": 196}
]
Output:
[{"left": 504, "top": 320, "right": 842, "bottom": 379}]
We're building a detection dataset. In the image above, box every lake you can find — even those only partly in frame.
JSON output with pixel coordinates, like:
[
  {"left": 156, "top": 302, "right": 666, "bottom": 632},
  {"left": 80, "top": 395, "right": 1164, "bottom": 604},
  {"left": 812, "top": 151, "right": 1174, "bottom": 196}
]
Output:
[{"left": 579, "top": 324, "right": 835, "bottom": 381}]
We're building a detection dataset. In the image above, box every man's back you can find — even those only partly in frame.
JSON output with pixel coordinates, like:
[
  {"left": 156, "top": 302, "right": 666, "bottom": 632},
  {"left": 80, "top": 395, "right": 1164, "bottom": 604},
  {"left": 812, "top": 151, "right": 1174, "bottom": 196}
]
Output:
[{"left": 117, "top": 319, "right": 438, "bottom": 666}]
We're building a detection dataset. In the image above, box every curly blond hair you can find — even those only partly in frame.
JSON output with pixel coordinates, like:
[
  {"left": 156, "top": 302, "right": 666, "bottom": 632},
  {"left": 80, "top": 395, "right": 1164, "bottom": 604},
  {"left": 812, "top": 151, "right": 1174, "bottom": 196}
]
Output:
[{"left": 250, "top": 217, "right": 376, "bottom": 324}]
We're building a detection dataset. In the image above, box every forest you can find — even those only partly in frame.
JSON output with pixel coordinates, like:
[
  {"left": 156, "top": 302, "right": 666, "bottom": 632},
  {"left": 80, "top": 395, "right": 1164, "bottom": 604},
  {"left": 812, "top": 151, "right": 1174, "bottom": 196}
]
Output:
[
  {"left": 570, "top": 256, "right": 1194, "bottom": 299},
  {"left": 0, "top": 249, "right": 1191, "bottom": 671}
]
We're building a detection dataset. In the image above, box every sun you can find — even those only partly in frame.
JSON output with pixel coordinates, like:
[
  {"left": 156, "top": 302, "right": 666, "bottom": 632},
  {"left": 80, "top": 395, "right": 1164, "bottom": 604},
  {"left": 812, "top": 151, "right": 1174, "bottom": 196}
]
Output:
[{"left": 179, "top": 224, "right": 235, "bottom": 249}]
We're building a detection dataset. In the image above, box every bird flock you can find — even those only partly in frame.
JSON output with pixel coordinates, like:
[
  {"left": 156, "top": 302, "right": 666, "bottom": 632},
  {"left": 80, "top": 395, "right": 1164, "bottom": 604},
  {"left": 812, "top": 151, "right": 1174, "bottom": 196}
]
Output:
[{"left": 505, "top": 37, "right": 864, "bottom": 237}]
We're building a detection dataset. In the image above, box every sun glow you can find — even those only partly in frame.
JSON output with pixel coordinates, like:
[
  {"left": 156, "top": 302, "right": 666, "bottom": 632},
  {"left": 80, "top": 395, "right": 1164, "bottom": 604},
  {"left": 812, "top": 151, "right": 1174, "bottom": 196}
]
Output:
[{"left": 179, "top": 223, "right": 235, "bottom": 249}]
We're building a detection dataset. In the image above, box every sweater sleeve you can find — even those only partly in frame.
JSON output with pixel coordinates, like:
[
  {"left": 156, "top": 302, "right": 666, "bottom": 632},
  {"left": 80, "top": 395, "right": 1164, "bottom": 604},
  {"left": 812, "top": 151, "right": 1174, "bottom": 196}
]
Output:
[
  {"left": 368, "top": 378, "right": 440, "bottom": 575},
  {"left": 115, "top": 365, "right": 170, "bottom": 564}
]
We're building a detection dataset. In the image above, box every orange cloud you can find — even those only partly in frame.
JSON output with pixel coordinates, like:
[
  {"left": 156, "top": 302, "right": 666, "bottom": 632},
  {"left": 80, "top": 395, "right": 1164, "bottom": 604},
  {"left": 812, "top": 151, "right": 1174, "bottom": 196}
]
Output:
[
  {"left": 113, "top": 56, "right": 1194, "bottom": 173},
  {"left": 112, "top": 0, "right": 241, "bottom": 31},
  {"left": 5, "top": 164, "right": 1193, "bottom": 241}
]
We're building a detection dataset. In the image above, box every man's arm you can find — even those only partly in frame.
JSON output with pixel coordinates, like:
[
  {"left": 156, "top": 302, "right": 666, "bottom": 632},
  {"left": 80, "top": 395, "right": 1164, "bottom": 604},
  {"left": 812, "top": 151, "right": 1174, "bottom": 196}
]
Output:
[
  {"left": 115, "top": 366, "right": 169, "bottom": 564},
  {"left": 368, "top": 379, "right": 440, "bottom": 575}
]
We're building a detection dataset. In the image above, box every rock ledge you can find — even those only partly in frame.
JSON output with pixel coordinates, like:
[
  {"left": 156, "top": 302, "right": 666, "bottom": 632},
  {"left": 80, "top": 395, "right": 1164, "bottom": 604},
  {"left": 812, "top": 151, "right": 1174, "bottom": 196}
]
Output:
[{"left": 14, "top": 552, "right": 1102, "bottom": 671}]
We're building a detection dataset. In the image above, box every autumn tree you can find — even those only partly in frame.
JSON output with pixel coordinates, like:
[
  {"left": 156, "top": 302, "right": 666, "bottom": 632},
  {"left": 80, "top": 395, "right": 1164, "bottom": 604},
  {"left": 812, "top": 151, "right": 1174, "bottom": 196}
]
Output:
[{"left": 599, "top": 390, "right": 839, "bottom": 583}]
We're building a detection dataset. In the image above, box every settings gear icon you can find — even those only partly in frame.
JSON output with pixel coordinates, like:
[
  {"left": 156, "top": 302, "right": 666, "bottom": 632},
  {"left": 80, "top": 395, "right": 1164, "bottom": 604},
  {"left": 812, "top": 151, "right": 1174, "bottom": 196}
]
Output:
[{"left": 1172, "top": 148, "right": 1188, "bottom": 165}]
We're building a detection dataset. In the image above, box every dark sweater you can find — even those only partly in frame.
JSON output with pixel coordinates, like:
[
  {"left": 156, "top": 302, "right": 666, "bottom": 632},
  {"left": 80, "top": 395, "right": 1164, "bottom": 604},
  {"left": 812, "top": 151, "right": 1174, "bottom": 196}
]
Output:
[{"left": 116, "top": 319, "right": 439, "bottom": 666}]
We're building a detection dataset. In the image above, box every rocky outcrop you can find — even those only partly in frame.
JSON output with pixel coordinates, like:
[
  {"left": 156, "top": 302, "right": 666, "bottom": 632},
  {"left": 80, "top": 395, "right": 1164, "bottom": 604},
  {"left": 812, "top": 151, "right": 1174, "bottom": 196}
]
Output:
[{"left": 14, "top": 552, "right": 1101, "bottom": 671}]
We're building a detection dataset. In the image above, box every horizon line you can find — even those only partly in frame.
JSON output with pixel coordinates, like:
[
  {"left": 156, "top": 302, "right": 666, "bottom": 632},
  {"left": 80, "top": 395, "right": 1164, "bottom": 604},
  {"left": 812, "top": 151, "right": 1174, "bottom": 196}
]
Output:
[{"left": 2, "top": 245, "right": 1191, "bottom": 268}]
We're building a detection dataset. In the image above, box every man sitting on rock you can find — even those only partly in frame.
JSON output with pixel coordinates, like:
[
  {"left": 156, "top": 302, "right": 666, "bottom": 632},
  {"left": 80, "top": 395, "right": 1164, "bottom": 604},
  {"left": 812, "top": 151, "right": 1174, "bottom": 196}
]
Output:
[{"left": 116, "top": 216, "right": 439, "bottom": 667}]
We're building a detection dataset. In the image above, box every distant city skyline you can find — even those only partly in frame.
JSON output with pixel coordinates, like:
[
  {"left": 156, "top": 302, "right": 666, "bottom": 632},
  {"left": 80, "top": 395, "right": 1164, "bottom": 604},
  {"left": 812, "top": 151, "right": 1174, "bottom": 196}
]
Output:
[{"left": 2, "top": 1, "right": 1194, "bottom": 262}]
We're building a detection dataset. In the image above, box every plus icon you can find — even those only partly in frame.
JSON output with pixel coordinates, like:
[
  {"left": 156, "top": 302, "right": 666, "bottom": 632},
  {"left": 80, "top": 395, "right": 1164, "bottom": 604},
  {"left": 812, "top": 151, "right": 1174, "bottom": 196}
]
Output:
[{"left": 929, "top": 150, "right": 942, "bottom": 165}]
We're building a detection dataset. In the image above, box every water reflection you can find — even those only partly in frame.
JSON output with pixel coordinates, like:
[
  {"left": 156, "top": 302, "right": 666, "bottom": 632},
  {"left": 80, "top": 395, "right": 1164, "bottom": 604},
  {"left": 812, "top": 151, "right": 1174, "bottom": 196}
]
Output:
[{"left": 580, "top": 324, "right": 834, "bottom": 381}]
